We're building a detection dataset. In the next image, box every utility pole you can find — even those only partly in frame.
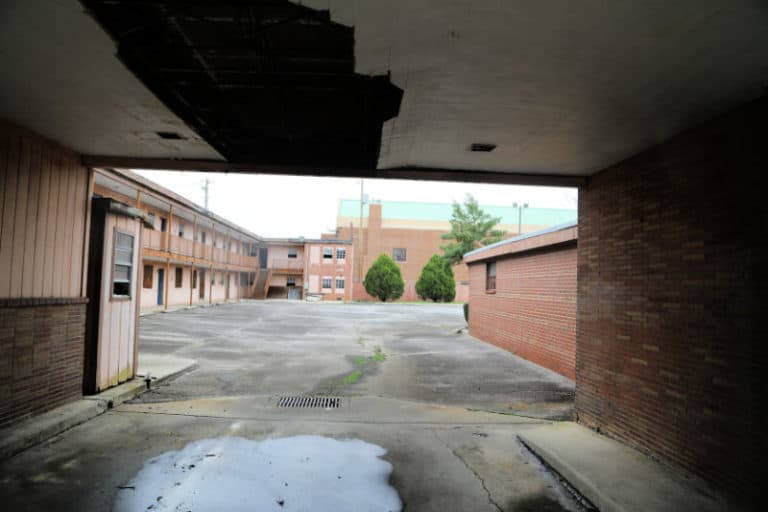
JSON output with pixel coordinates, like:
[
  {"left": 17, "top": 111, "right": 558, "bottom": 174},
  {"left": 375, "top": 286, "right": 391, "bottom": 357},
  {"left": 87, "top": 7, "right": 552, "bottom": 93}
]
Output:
[
  {"left": 357, "top": 180, "right": 365, "bottom": 282},
  {"left": 202, "top": 178, "right": 211, "bottom": 210},
  {"left": 513, "top": 202, "right": 528, "bottom": 235}
]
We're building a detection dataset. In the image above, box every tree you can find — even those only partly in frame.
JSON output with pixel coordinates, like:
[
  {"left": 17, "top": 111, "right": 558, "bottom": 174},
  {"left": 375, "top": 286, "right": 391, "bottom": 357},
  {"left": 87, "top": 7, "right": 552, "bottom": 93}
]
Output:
[
  {"left": 364, "top": 254, "right": 405, "bottom": 302},
  {"left": 416, "top": 254, "right": 456, "bottom": 302},
  {"left": 440, "top": 195, "right": 505, "bottom": 265}
]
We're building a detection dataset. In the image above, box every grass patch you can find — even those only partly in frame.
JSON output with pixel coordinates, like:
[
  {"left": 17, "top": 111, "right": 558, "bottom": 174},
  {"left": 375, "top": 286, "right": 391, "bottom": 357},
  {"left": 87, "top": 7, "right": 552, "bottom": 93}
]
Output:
[
  {"left": 342, "top": 370, "right": 363, "bottom": 385},
  {"left": 370, "top": 345, "right": 386, "bottom": 362},
  {"left": 355, "top": 356, "right": 368, "bottom": 367}
]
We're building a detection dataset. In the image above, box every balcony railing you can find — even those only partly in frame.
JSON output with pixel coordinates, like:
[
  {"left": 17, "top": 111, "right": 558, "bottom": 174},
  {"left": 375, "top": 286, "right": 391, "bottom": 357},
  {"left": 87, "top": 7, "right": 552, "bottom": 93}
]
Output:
[
  {"left": 269, "top": 258, "right": 304, "bottom": 271},
  {"left": 142, "top": 230, "right": 260, "bottom": 269}
]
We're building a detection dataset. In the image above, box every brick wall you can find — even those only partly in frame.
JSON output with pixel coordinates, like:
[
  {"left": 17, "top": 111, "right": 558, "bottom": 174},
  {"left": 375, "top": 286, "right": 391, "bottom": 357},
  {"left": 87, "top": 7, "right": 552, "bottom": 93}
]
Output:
[
  {"left": 576, "top": 97, "right": 763, "bottom": 500},
  {"left": 0, "top": 300, "right": 86, "bottom": 427},
  {"left": 468, "top": 244, "right": 577, "bottom": 379}
]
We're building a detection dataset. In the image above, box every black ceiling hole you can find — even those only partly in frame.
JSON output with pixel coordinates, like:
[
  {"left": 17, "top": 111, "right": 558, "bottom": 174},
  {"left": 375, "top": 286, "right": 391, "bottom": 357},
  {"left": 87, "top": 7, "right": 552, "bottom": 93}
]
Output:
[
  {"left": 156, "top": 131, "right": 185, "bottom": 140},
  {"left": 83, "top": 0, "right": 403, "bottom": 168},
  {"left": 470, "top": 143, "right": 497, "bottom": 152}
]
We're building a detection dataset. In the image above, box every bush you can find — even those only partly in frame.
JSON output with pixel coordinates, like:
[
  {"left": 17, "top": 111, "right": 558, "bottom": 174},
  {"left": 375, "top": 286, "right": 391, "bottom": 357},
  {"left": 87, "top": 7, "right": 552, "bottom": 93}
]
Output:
[
  {"left": 415, "top": 254, "right": 456, "bottom": 302},
  {"left": 364, "top": 254, "right": 405, "bottom": 302}
]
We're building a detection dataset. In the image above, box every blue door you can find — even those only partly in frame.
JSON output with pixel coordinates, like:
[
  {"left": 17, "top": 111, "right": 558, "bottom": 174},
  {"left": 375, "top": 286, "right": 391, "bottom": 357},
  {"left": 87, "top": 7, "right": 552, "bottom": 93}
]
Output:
[{"left": 157, "top": 268, "right": 164, "bottom": 305}]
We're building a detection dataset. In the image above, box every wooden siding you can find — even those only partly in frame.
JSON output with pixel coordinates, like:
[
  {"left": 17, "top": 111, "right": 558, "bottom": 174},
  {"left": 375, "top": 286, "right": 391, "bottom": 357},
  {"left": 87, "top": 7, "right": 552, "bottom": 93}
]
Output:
[
  {"left": 96, "top": 214, "right": 139, "bottom": 390},
  {"left": 0, "top": 121, "right": 89, "bottom": 299}
]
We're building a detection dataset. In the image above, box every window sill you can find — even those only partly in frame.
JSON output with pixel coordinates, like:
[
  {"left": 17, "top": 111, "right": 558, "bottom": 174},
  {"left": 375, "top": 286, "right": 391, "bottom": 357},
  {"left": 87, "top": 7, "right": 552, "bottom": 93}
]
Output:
[{"left": 485, "top": 290, "right": 496, "bottom": 295}]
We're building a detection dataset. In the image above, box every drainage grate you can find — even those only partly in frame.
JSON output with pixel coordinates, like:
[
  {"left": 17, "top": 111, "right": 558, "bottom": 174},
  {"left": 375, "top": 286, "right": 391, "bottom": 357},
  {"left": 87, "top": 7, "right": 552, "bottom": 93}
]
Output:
[{"left": 275, "top": 395, "right": 342, "bottom": 409}]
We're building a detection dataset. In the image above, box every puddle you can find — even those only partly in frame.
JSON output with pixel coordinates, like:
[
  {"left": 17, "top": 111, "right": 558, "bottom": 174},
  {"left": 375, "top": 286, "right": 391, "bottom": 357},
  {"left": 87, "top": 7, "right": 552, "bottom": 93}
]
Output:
[{"left": 114, "top": 435, "right": 401, "bottom": 511}]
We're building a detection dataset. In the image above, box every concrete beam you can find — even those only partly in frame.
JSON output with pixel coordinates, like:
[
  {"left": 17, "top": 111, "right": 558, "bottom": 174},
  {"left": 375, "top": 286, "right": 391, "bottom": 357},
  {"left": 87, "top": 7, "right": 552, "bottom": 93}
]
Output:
[{"left": 81, "top": 155, "right": 588, "bottom": 187}]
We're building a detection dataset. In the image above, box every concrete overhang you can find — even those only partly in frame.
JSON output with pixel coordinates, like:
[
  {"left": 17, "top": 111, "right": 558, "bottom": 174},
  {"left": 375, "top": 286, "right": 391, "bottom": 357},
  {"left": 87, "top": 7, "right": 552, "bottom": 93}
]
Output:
[{"left": 1, "top": 1, "right": 767, "bottom": 185}]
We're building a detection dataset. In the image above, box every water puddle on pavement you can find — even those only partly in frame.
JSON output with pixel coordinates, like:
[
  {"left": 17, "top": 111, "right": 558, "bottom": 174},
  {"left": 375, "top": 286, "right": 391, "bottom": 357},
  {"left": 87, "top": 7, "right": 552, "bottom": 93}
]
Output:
[{"left": 114, "top": 435, "right": 401, "bottom": 512}]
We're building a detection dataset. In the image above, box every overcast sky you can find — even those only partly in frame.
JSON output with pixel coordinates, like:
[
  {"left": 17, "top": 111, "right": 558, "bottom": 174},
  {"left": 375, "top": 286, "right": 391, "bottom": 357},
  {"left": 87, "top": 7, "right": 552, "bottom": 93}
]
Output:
[{"left": 134, "top": 170, "right": 578, "bottom": 238}]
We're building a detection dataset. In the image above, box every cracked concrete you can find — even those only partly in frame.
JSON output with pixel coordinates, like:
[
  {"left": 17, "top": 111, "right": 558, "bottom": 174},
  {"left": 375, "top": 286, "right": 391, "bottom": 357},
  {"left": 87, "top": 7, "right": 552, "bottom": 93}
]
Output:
[{"left": 0, "top": 301, "right": 581, "bottom": 511}]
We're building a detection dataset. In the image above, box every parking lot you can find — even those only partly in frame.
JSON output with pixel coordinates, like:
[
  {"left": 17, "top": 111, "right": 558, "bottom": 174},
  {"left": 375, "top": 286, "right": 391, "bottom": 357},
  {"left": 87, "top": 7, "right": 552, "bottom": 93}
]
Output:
[{"left": 0, "top": 301, "right": 578, "bottom": 511}]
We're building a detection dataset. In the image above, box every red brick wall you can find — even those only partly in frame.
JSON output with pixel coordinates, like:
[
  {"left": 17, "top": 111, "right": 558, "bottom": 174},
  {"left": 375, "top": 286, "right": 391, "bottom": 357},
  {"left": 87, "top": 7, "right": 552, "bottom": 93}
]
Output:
[
  {"left": 468, "top": 244, "right": 577, "bottom": 379},
  {"left": 576, "top": 97, "right": 763, "bottom": 500},
  {"left": 0, "top": 300, "right": 86, "bottom": 427}
]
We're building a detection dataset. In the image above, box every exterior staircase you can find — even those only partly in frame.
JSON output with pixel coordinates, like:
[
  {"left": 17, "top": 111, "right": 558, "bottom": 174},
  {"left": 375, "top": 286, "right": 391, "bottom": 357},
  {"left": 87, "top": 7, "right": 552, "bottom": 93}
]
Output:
[{"left": 250, "top": 269, "right": 271, "bottom": 299}]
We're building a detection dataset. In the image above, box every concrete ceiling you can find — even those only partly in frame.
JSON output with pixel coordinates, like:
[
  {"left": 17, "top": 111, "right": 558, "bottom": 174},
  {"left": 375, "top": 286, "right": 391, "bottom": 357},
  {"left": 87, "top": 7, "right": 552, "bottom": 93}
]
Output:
[
  {"left": 0, "top": 0, "right": 222, "bottom": 160},
  {"left": 1, "top": 0, "right": 767, "bottom": 181}
]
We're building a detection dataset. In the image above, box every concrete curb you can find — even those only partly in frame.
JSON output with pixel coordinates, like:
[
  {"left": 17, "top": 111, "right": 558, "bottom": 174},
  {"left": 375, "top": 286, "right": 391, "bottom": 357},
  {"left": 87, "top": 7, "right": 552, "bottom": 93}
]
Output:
[
  {"left": 518, "top": 423, "right": 731, "bottom": 512},
  {"left": 0, "top": 360, "right": 197, "bottom": 460},
  {"left": 0, "top": 401, "right": 107, "bottom": 460}
]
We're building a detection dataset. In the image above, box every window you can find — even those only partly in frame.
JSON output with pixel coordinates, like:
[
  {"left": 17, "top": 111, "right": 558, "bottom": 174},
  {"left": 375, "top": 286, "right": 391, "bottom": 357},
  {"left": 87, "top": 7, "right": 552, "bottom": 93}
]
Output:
[
  {"left": 288, "top": 248, "right": 298, "bottom": 259},
  {"left": 160, "top": 217, "right": 167, "bottom": 232},
  {"left": 220, "top": 272, "right": 225, "bottom": 285},
  {"left": 201, "top": 231, "right": 207, "bottom": 243},
  {"left": 336, "top": 277, "right": 345, "bottom": 289},
  {"left": 287, "top": 277, "right": 296, "bottom": 286},
  {"left": 112, "top": 232, "right": 134, "bottom": 297},
  {"left": 211, "top": 272, "right": 216, "bottom": 287},
  {"left": 486, "top": 262, "right": 497, "bottom": 291},
  {"left": 178, "top": 223, "right": 185, "bottom": 237},
  {"left": 393, "top": 248, "right": 407, "bottom": 262},
  {"left": 143, "top": 265, "right": 153, "bottom": 289},
  {"left": 175, "top": 267, "right": 183, "bottom": 288},
  {"left": 323, "top": 247, "right": 333, "bottom": 259},
  {"left": 192, "top": 270, "right": 198, "bottom": 289},
  {"left": 322, "top": 277, "right": 332, "bottom": 289},
  {"left": 336, "top": 248, "right": 346, "bottom": 260}
]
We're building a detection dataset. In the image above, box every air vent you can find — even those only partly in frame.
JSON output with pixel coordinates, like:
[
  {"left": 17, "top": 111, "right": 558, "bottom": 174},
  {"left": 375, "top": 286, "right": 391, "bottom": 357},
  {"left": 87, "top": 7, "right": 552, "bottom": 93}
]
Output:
[
  {"left": 156, "top": 131, "right": 185, "bottom": 140},
  {"left": 470, "top": 143, "right": 496, "bottom": 152},
  {"left": 275, "top": 395, "right": 342, "bottom": 408}
]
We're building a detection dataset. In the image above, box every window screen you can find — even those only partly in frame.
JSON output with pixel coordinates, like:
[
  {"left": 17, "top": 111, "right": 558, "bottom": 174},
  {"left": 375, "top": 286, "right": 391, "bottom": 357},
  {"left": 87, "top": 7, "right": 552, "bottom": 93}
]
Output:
[
  {"left": 393, "top": 248, "right": 406, "bottom": 262},
  {"left": 113, "top": 232, "right": 134, "bottom": 297}
]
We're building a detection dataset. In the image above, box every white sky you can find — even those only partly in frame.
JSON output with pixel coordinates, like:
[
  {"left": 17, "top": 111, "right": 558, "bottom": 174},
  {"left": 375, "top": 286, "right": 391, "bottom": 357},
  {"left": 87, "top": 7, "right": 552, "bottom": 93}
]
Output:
[{"left": 134, "top": 170, "right": 578, "bottom": 238}]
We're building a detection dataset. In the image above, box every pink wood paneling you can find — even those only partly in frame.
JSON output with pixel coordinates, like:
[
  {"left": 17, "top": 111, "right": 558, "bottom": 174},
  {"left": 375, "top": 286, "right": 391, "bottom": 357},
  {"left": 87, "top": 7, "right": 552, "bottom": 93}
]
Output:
[{"left": 0, "top": 122, "right": 89, "bottom": 299}]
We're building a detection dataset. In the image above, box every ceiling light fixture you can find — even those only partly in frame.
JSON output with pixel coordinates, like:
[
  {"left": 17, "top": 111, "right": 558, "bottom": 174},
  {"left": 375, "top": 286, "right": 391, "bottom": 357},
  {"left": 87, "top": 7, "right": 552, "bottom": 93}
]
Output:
[{"left": 470, "top": 143, "right": 496, "bottom": 152}]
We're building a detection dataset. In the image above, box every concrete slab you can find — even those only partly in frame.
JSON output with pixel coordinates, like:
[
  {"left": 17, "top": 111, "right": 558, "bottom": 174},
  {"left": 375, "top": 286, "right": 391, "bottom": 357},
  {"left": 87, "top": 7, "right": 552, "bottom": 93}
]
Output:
[
  {"left": 518, "top": 423, "right": 737, "bottom": 512},
  {"left": 1, "top": 355, "right": 197, "bottom": 460},
  {"left": 0, "top": 395, "right": 584, "bottom": 512}
]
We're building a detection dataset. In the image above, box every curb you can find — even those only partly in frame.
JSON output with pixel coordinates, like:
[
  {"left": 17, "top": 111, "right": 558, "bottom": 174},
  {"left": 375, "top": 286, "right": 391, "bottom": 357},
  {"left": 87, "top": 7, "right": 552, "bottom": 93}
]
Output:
[{"left": 0, "top": 361, "right": 197, "bottom": 460}]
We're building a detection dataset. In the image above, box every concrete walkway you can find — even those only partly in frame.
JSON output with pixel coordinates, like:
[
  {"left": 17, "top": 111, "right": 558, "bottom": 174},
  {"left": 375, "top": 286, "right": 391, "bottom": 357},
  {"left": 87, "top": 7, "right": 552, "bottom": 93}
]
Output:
[
  {"left": 0, "top": 354, "right": 196, "bottom": 460},
  {"left": 519, "top": 423, "right": 737, "bottom": 512}
]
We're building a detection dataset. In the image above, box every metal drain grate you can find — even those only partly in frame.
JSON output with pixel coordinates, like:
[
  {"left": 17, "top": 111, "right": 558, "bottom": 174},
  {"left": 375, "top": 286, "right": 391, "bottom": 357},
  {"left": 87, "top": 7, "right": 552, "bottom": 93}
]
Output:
[{"left": 275, "top": 395, "right": 342, "bottom": 409}]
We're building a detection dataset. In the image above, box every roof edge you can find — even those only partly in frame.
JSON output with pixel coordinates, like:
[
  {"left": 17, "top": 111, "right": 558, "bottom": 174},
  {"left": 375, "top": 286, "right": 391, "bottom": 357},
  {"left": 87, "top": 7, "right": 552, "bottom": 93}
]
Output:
[{"left": 463, "top": 220, "right": 578, "bottom": 263}]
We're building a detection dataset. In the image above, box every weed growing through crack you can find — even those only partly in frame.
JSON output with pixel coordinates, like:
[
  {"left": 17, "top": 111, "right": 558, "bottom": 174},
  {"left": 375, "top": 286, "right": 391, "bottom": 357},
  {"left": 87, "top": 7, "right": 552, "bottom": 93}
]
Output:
[
  {"left": 343, "top": 370, "right": 363, "bottom": 385},
  {"left": 369, "top": 345, "right": 386, "bottom": 362}
]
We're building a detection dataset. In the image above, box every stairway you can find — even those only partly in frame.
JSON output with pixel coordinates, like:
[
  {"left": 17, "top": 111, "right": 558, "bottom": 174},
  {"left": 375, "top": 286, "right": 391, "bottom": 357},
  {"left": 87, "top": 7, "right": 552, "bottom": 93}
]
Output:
[{"left": 249, "top": 269, "right": 270, "bottom": 299}]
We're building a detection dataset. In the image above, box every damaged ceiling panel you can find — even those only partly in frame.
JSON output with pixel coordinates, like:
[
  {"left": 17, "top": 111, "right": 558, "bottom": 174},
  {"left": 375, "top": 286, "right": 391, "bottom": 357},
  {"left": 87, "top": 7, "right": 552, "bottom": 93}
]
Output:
[{"left": 82, "top": 0, "right": 403, "bottom": 168}]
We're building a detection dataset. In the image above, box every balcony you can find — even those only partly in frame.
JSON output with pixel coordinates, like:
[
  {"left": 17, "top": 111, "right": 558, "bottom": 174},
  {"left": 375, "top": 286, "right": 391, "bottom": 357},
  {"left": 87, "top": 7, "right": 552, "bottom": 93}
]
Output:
[
  {"left": 269, "top": 258, "right": 304, "bottom": 274},
  {"left": 141, "top": 231, "right": 260, "bottom": 269}
]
